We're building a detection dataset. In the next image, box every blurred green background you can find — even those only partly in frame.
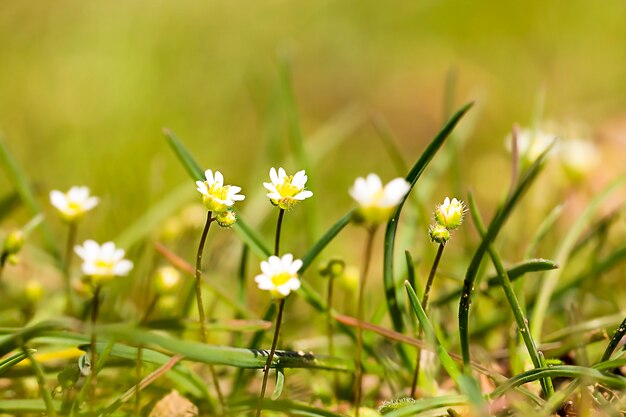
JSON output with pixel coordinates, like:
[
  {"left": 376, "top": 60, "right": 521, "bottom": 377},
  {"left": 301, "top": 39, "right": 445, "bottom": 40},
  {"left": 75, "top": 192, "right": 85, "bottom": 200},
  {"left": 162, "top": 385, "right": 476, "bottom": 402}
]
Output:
[{"left": 1, "top": 0, "right": 625, "bottom": 239}]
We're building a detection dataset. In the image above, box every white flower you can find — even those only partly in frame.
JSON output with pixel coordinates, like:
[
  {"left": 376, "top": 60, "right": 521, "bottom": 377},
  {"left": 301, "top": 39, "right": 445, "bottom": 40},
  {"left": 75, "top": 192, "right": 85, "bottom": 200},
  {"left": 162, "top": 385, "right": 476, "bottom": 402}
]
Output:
[
  {"left": 349, "top": 173, "right": 410, "bottom": 226},
  {"left": 506, "top": 128, "right": 557, "bottom": 164},
  {"left": 434, "top": 197, "right": 466, "bottom": 230},
  {"left": 254, "top": 254, "right": 302, "bottom": 299},
  {"left": 195, "top": 169, "right": 245, "bottom": 213},
  {"left": 75, "top": 240, "right": 133, "bottom": 284},
  {"left": 50, "top": 186, "right": 99, "bottom": 222},
  {"left": 559, "top": 138, "right": 599, "bottom": 181},
  {"left": 263, "top": 167, "right": 313, "bottom": 210}
]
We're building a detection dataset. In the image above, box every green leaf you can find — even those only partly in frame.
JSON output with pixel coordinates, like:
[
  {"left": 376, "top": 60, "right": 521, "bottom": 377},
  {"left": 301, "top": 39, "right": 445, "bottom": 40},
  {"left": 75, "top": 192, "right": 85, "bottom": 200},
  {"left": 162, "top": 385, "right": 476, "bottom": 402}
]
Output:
[
  {"left": 300, "top": 209, "right": 354, "bottom": 274},
  {"left": 382, "top": 395, "right": 467, "bottom": 417},
  {"left": 0, "top": 133, "right": 60, "bottom": 258},
  {"left": 0, "top": 349, "right": 31, "bottom": 376},
  {"left": 384, "top": 102, "right": 473, "bottom": 333},
  {"left": 0, "top": 399, "right": 62, "bottom": 414}
]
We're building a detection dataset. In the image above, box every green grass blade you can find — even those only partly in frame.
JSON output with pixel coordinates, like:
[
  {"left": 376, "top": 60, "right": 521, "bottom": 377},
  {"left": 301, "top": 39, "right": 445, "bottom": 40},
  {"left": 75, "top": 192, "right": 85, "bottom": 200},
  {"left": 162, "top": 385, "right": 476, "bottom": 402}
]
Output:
[
  {"left": 0, "top": 320, "right": 70, "bottom": 357},
  {"left": 490, "top": 365, "right": 626, "bottom": 398},
  {"left": 600, "top": 316, "right": 626, "bottom": 362},
  {"left": 0, "top": 399, "right": 62, "bottom": 414},
  {"left": 0, "top": 133, "right": 60, "bottom": 258},
  {"left": 0, "top": 191, "right": 21, "bottom": 220},
  {"left": 458, "top": 146, "right": 548, "bottom": 369},
  {"left": 404, "top": 281, "right": 485, "bottom": 410},
  {"left": 468, "top": 192, "right": 552, "bottom": 397},
  {"left": 384, "top": 102, "right": 473, "bottom": 333},
  {"left": 382, "top": 395, "right": 467, "bottom": 417},
  {"left": 228, "top": 398, "right": 345, "bottom": 417},
  {"left": 0, "top": 349, "right": 31, "bottom": 376},
  {"left": 531, "top": 174, "right": 626, "bottom": 341},
  {"left": 23, "top": 347, "right": 56, "bottom": 417},
  {"left": 433, "top": 258, "right": 558, "bottom": 307}
]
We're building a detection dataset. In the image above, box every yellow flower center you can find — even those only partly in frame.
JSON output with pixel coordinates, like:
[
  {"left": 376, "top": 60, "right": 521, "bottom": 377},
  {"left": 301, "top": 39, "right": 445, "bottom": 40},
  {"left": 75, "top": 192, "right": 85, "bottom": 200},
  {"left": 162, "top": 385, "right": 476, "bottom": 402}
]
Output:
[
  {"left": 67, "top": 200, "right": 83, "bottom": 212},
  {"left": 275, "top": 177, "right": 300, "bottom": 198},
  {"left": 94, "top": 259, "right": 114, "bottom": 270},
  {"left": 271, "top": 271, "right": 293, "bottom": 287}
]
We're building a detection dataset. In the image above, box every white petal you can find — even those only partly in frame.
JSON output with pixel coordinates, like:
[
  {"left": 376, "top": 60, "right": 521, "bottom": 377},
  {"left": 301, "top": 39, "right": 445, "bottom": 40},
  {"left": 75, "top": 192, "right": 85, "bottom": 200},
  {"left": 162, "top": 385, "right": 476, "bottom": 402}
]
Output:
[
  {"left": 381, "top": 178, "right": 410, "bottom": 207},
  {"left": 268, "top": 256, "right": 282, "bottom": 270},
  {"left": 276, "top": 285, "right": 291, "bottom": 296},
  {"left": 277, "top": 167, "right": 287, "bottom": 180},
  {"left": 293, "top": 190, "right": 313, "bottom": 200},
  {"left": 50, "top": 190, "right": 67, "bottom": 210},
  {"left": 263, "top": 182, "right": 276, "bottom": 192},
  {"left": 267, "top": 192, "right": 282, "bottom": 201},
  {"left": 291, "top": 170, "right": 307, "bottom": 188},
  {"left": 214, "top": 171, "right": 224, "bottom": 186},
  {"left": 365, "top": 173, "right": 383, "bottom": 191},
  {"left": 114, "top": 260, "right": 133, "bottom": 276},
  {"left": 280, "top": 254, "right": 294, "bottom": 267},
  {"left": 255, "top": 275, "right": 274, "bottom": 290},
  {"left": 260, "top": 261, "right": 273, "bottom": 276},
  {"left": 289, "top": 259, "right": 303, "bottom": 274},
  {"left": 286, "top": 278, "right": 301, "bottom": 291},
  {"left": 83, "top": 197, "right": 99, "bottom": 211},
  {"left": 269, "top": 167, "right": 279, "bottom": 184},
  {"left": 101, "top": 242, "right": 116, "bottom": 258},
  {"left": 204, "top": 169, "right": 214, "bottom": 184}
]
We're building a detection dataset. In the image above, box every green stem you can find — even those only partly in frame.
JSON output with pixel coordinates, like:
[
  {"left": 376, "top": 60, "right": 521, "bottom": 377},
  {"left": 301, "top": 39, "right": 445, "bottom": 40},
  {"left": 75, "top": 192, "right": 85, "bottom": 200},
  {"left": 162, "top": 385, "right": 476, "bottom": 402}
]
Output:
[
  {"left": 257, "top": 298, "right": 286, "bottom": 417},
  {"left": 354, "top": 227, "right": 376, "bottom": 417},
  {"left": 274, "top": 209, "right": 285, "bottom": 256},
  {"left": 23, "top": 346, "right": 57, "bottom": 417},
  {"left": 63, "top": 222, "right": 78, "bottom": 315},
  {"left": 327, "top": 274, "right": 338, "bottom": 397},
  {"left": 468, "top": 194, "right": 552, "bottom": 398},
  {"left": 194, "top": 211, "right": 225, "bottom": 413},
  {"left": 90, "top": 284, "right": 101, "bottom": 412},
  {"left": 411, "top": 243, "right": 445, "bottom": 397},
  {"left": 0, "top": 250, "right": 8, "bottom": 283},
  {"left": 134, "top": 347, "right": 143, "bottom": 416}
]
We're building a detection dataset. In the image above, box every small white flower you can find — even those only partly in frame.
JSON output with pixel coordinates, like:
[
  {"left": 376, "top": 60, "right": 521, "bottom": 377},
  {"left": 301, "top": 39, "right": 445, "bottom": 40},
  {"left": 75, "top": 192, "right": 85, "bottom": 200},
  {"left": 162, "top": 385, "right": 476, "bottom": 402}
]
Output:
[
  {"left": 195, "top": 169, "right": 245, "bottom": 213},
  {"left": 559, "top": 138, "right": 599, "bottom": 181},
  {"left": 263, "top": 167, "right": 313, "bottom": 210},
  {"left": 349, "top": 173, "right": 410, "bottom": 226},
  {"left": 254, "top": 254, "right": 302, "bottom": 299},
  {"left": 506, "top": 128, "right": 557, "bottom": 164},
  {"left": 434, "top": 197, "right": 466, "bottom": 230},
  {"left": 50, "top": 186, "right": 99, "bottom": 222},
  {"left": 75, "top": 240, "right": 133, "bottom": 284}
]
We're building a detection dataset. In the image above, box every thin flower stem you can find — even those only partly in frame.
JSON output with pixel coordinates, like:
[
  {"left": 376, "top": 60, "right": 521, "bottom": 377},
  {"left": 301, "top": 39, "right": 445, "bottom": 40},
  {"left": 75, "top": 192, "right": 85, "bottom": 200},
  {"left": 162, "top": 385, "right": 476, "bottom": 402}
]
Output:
[
  {"left": 63, "top": 222, "right": 78, "bottom": 315},
  {"left": 134, "top": 347, "right": 143, "bottom": 417},
  {"left": 354, "top": 227, "right": 377, "bottom": 417},
  {"left": 89, "top": 284, "right": 101, "bottom": 413},
  {"left": 194, "top": 210, "right": 225, "bottom": 413},
  {"left": 0, "top": 251, "right": 8, "bottom": 282},
  {"left": 410, "top": 242, "right": 445, "bottom": 397},
  {"left": 23, "top": 346, "right": 57, "bottom": 417},
  {"left": 327, "top": 275, "right": 338, "bottom": 397},
  {"left": 274, "top": 208, "right": 285, "bottom": 256},
  {"left": 257, "top": 298, "right": 286, "bottom": 417}
]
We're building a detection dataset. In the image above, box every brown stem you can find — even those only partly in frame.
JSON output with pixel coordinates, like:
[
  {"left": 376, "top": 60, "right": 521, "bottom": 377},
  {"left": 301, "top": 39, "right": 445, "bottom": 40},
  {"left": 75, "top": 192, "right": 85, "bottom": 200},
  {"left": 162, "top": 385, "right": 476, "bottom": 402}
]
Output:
[
  {"left": 354, "top": 227, "right": 377, "bottom": 417},
  {"left": 411, "top": 243, "right": 445, "bottom": 397},
  {"left": 194, "top": 211, "right": 225, "bottom": 413},
  {"left": 257, "top": 298, "right": 286, "bottom": 417}
]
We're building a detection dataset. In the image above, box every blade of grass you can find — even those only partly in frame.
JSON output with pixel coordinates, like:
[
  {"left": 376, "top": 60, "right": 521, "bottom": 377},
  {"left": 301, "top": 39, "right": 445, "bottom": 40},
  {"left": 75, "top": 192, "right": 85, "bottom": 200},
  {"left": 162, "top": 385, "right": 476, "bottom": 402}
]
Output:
[
  {"left": 531, "top": 174, "right": 626, "bottom": 341},
  {"left": 22, "top": 347, "right": 56, "bottom": 417},
  {"left": 384, "top": 102, "right": 474, "bottom": 333},
  {"left": 228, "top": 398, "right": 345, "bottom": 417},
  {"left": 0, "top": 399, "right": 62, "bottom": 414},
  {"left": 383, "top": 395, "right": 467, "bottom": 417},
  {"left": 459, "top": 146, "right": 548, "bottom": 370},
  {"left": 404, "top": 281, "right": 485, "bottom": 411},
  {"left": 468, "top": 192, "right": 553, "bottom": 397},
  {"left": 0, "top": 349, "right": 31, "bottom": 375},
  {"left": 600, "top": 316, "right": 626, "bottom": 362},
  {"left": 0, "top": 133, "right": 60, "bottom": 258},
  {"left": 433, "top": 258, "right": 558, "bottom": 307},
  {"left": 0, "top": 191, "right": 21, "bottom": 220}
]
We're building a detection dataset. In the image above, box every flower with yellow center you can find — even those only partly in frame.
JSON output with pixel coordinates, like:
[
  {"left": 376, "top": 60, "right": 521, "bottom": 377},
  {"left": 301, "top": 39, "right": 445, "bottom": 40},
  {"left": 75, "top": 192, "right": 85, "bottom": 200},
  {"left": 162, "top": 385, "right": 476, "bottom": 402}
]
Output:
[
  {"left": 254, "top": 254, "right": 302, "bottom": 299},
  {"left": 263, "top": 167, "right": 313, "bottom": 210},
  {"left": 434, "top": 197, "right": 466, "bottom": 230},
  {"left": 195, "top": 169, "right": 245, "bottom": 213},
  {"left": 349, "top": 173, "right": 410, "bottom": 226},
  {"left": 74, "top": 240, "right": 133, "bottom": 285},
  {"left": 50, "top": 186, "right": 99, "bottom": 223}
]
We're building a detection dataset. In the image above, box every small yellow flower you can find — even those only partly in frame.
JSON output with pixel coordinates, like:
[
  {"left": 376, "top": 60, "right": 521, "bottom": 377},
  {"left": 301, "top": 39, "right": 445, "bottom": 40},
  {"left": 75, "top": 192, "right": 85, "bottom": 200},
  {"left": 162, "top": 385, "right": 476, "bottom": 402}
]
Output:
[
  {"left": 263, "top": 167, "right": 313, "bottom": 210},
  {"left": 255, "top": 254, "right": 302, "bottom": 299},
  {"left": 349, "top": 173, "right": 410, "bottom": 226},
  {"left": 434, "top": 197, "right": 465, "bottom": 230},
  {"left": 74, "top": 240, "right": 133, "bottom": 285},
  {"left": 195, "top": 169, "right": 245, "bottom": 213},
  {"left": 50, "top": 186, "right": 99, "bottom": 223}
]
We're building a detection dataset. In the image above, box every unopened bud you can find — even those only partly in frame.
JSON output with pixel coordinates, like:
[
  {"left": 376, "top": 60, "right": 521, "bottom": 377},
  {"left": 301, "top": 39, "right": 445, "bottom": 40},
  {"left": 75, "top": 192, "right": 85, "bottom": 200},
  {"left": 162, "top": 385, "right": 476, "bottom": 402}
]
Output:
[
  {"left": 434, "top": 197, "right": 465, "bottom": 230},
  {"left": 429, "top": 224, "right": 450, "bottom": 245},
  {"left": 215, "top": 209, "right": 237, "bottom": 228},
  {"left": 4, "top": 230, "right": 25, "bottom": 255}
]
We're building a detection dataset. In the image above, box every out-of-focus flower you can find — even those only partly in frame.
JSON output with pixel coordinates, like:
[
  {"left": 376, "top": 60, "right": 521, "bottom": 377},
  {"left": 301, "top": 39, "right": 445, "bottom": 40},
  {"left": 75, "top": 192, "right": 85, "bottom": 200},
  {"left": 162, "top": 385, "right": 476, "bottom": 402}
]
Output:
[
  {"left": 263, "top": 167, "right": 313, "bottom": 210},
  {"left": 195, "top": 169, "right": 244, "bottom": 213},
  {"left": 434, "top": 197, "right": 466, "bottom": 230},
  {"left": 3, "top": 230, "right": 24, "bottom": 255},
  {"left": 559, "top": 138, "right": 599, "bottom": 181},
  {"left": 24, "top": 280, "right": 44, "bottom": 303},
  {"left": 154, "top": 266, "right": 181, "bottom": 295},
  {"left": 429, "top": 224, "right": 450, "bottom": 245},
  {"left": 75, "top": 240, "right": 133, "bottom": 285},
  {"left": 255, "top": 254, "right": 302, "bottom": 299},
  {"left": 349, "top": 174, "right": 410, "bottom": 226},
  {"left": 506, "top": 128, "right": 557, "bottom": 164},
  {"left": 50, "top": 186, "right": 99, "bottom": 223},
  {"left": 215, "top": 209, "right": 237, "bottom": 228}
]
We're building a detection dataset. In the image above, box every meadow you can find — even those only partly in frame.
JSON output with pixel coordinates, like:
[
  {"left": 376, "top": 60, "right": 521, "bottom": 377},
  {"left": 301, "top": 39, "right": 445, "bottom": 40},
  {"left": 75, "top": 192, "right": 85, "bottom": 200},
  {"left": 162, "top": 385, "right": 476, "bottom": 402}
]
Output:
[{"left": 1, "top": 1, "right": 626, "bottom": 416}]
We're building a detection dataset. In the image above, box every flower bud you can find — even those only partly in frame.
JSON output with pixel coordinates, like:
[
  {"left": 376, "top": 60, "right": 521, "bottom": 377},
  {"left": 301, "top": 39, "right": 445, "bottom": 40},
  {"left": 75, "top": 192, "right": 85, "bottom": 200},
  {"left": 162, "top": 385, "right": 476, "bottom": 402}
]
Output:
[
  {"left": 434, "top": 197, "right": 465, "bottom": 230},
  {"left": 3, "top": 230, "right": 25, "bottom": 255},
  {"left": 24, "top": 280, "right": 44, "bottom": 303},
  {"left": 319, "top": 258, "right": 345, "bottom": 278},
  {"left": 337, "top": 265, "right": 359, "bottom": 292},
  {"left": 429, "top": 224, "right": 450, "bottom": 245},
  {"left": 154, "top": 266, "right": 181, "bottom": 295},
  {"left": 7, "top": 254, "right": 20, "bottom": 265},
  {"left": 215, "top": 209, "right": 237, "bottom": 228}
]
